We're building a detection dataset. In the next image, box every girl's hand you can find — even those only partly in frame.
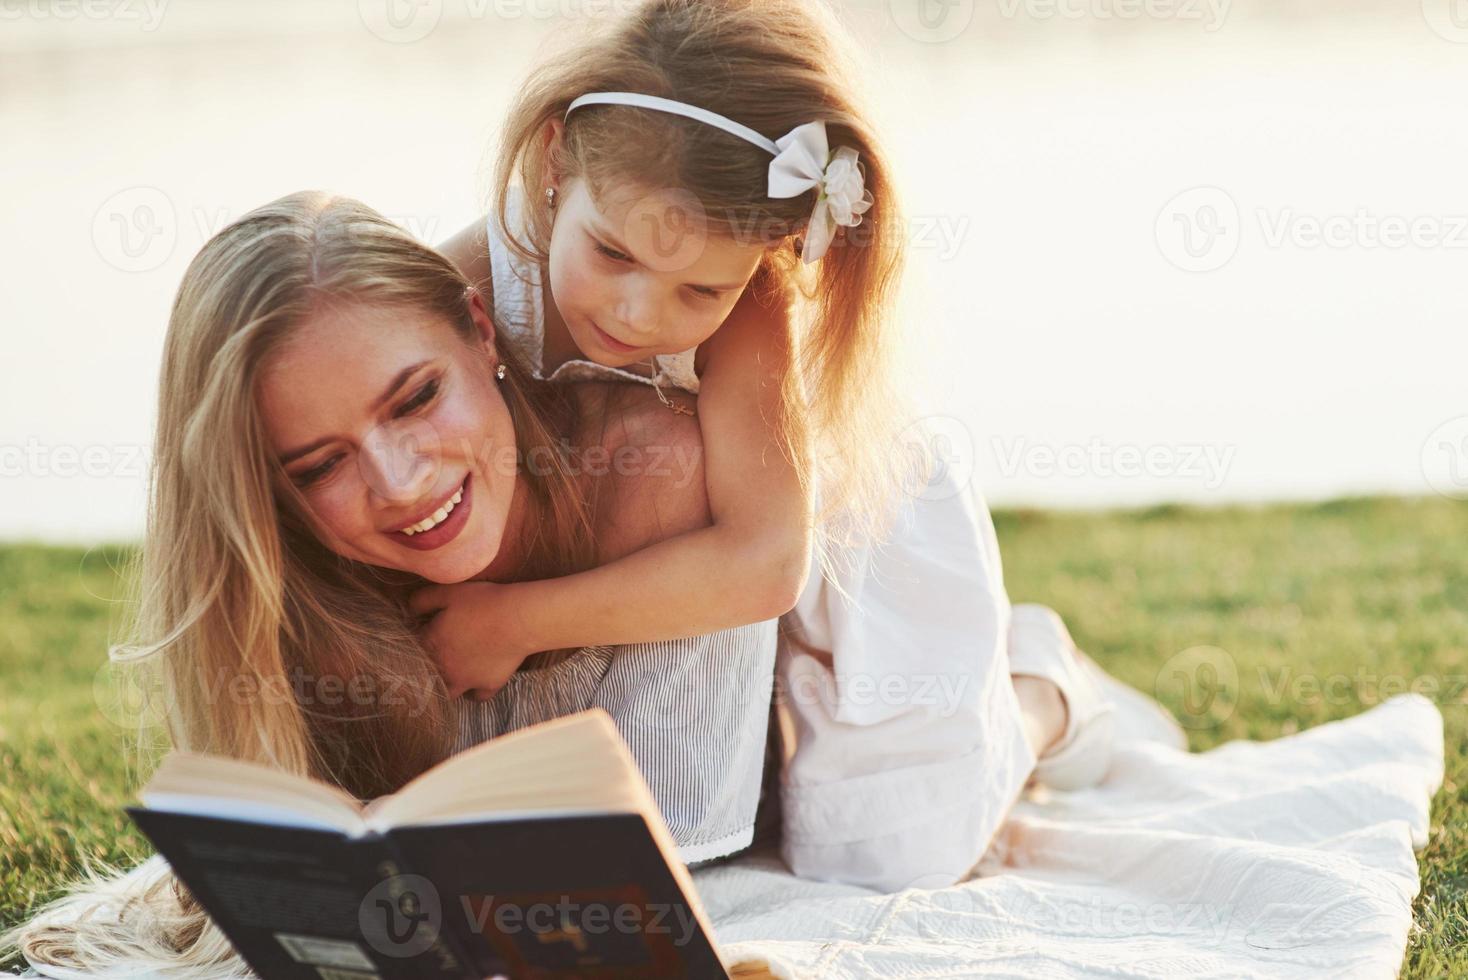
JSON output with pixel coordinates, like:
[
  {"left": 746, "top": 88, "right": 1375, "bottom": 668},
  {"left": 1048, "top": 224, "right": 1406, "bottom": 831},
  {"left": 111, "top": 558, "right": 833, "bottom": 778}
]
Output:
[{"left": 409, "top": 582, "right": 535, "bottom": 701}]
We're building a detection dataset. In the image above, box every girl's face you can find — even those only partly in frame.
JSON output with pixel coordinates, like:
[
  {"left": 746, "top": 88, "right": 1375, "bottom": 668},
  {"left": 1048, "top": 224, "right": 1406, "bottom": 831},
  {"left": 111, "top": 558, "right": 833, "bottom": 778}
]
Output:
[
  {"left": 545, "top": 176, "right": 767, "bottom": 367},
  {"left": 257, "top": 295, "right": 518, "bottom": 585}
]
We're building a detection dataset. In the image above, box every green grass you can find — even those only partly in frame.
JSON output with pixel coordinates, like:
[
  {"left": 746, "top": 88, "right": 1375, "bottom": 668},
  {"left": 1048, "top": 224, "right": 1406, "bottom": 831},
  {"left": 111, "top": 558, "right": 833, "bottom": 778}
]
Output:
[{"left": 1, "top": 496, "right": 1464, "bottom": 974}]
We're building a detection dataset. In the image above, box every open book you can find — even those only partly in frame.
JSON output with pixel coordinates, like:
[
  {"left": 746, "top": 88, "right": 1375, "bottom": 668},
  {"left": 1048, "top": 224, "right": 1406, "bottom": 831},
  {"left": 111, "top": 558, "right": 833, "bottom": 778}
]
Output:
[{"left": 126, "top": 708, "right": 776, "bottom": 980}]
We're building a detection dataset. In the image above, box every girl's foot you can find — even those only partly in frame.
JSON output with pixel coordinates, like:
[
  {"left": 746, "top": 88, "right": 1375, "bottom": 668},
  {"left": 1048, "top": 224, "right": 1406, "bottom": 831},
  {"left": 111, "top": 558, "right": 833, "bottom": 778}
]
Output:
[
  {"left": 1009, "top": 604, "right": 1186, "bottom": 791},
  {"left": 1010, "top": 604, "right": 1116, "bottom": 789}
]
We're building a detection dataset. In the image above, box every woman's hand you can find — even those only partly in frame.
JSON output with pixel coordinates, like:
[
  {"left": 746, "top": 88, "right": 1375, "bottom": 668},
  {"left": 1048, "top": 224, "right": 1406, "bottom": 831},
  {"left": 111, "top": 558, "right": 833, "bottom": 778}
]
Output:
[{"left": 409, "top": 582, "right": 536, "bottom": 701}]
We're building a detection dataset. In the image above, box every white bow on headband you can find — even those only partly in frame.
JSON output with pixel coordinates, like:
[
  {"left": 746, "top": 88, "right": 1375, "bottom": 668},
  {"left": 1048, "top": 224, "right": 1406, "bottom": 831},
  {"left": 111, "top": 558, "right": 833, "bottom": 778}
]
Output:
[{"left": 565, "top": 92, "right": 874, "bottom": 264}]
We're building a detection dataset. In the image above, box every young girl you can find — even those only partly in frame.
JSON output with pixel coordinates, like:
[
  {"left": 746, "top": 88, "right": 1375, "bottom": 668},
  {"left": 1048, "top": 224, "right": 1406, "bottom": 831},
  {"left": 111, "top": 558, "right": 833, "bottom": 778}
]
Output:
[{"left": 422, "top": 0, "right": 1185, "bottom": 891}]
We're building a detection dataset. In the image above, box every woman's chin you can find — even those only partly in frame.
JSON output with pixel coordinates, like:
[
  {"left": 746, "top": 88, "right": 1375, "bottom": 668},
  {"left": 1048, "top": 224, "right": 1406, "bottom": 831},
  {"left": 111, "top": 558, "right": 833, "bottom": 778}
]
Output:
[
  {"left": 344, "top": 532, "right": 497, "bottom": 583},
  {"left": 406, "top": 545, "right": 499, "bottom": 584}
]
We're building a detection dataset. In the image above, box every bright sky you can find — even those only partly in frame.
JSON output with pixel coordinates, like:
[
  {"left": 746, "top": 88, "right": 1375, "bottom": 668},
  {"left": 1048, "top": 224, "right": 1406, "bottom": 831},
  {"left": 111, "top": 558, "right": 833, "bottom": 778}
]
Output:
[{"left": 3, "top": 0, "right": 1465, "bottom": 542}]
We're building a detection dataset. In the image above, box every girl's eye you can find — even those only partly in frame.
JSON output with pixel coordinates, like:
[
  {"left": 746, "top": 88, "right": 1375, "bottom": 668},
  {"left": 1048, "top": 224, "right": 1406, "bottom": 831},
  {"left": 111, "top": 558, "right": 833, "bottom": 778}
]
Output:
[
  {"left": 594, "top": 241, "right": 631, "bottom": 263},
  {"left": 294, "top": 454, "right": 343, "bottom": 489},
  {"left": 689, "top": 286, "right": 722, "bottom": 300},
  {"left": 394, "top": 378, "right": 439, "bottom": 417}
]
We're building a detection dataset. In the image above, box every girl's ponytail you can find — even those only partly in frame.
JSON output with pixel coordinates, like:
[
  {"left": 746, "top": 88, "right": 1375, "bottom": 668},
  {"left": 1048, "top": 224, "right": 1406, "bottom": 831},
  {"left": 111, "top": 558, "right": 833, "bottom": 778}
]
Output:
[{"left": 799, "top": 115, "right": 910, "bottom": 548}]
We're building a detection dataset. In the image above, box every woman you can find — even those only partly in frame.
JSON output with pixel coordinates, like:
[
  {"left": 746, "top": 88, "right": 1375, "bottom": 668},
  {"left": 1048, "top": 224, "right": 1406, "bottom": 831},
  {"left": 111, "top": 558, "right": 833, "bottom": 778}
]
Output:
[
  {"left": 5, "top": 191, "right": 1144, "bottom": 976},
  {"left": 7, "top": 192, "right": 781, "bottom": 975}
]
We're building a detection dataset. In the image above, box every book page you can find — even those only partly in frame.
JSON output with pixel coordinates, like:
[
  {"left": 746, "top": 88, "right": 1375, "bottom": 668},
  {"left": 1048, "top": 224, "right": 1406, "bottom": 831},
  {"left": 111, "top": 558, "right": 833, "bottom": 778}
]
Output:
[
  {"left": 140, "top": 752, "right": 368, "bottom": 835},
  {"left": 365, "top": 709, "right": 647, "bottom": 830}
]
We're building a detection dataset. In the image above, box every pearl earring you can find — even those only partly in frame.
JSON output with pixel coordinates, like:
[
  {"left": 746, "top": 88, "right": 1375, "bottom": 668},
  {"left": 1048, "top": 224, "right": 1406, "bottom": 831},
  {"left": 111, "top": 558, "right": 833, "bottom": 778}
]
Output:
[
  {"left": 495, "top": 363, "right": 507, "bottom": 382},
  {"left": 545, "top": 186, "right": 557, "bottom": 210}
]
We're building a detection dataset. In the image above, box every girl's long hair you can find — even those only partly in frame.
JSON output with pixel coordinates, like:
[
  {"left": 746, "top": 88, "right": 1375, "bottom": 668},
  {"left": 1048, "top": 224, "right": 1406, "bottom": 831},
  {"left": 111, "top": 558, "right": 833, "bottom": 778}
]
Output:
[
  {"left": 494, "top": 0, "right": 914, "bottom": 553},
  {"left": 3, "top": 191, "right": 598, "bottom": 976}
]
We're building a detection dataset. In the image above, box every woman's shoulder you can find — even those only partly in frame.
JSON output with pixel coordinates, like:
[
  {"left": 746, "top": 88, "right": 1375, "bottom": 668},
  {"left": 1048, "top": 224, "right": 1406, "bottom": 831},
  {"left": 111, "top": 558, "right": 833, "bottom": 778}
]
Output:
[{"left": 574, "top": 384, "right": 707, "bottom": 565}]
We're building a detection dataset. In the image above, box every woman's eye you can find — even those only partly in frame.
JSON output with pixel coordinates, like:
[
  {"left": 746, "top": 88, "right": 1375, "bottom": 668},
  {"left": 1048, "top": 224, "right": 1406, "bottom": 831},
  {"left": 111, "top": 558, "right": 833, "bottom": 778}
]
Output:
[
  {"left": 689, "top": 286, "right": 722, "bottom": 300},
  {"left": 594, "top": 241, "right": 631, "bottom": 263},
  {"left": 395, "top": 378, "right": 439, "bottom": 417},
  {"left": 294, "top": 454, "right": 343, "bottom": 488}
]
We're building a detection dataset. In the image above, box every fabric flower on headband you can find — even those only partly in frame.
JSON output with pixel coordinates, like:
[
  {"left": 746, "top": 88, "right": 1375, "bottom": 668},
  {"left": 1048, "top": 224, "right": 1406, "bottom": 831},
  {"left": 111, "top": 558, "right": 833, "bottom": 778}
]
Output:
[
  {"left": 564, "top": 93, "right": 875, "bottom": 264},
  {"left": 768, "top": 121, "right": 875, "bottom": 264}
]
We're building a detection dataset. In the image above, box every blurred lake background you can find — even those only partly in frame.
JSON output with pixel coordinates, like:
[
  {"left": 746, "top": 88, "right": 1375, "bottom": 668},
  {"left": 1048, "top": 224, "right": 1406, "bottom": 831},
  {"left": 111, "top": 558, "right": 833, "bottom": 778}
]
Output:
[{"left": 3, "top": 0, "right": 1466, "bottom": 543}]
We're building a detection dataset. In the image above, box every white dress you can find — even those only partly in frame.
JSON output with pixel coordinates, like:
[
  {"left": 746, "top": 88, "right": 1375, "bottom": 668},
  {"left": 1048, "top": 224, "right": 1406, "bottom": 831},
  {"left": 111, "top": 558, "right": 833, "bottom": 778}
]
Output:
[{"left": 487, "top": 187, "right": 1036, "bottom": 891}]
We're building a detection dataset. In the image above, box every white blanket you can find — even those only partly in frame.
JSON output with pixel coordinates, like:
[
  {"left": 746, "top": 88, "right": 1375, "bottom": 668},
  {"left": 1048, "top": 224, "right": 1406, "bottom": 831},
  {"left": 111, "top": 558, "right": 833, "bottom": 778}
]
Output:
[{"left": 697, "top": 693, "right": 1444, "bottom": 979}]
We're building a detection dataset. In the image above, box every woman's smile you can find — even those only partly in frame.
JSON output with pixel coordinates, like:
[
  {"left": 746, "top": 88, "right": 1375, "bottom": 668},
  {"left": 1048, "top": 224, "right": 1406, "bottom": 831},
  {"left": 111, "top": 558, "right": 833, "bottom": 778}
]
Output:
[{"left": 390, "top": 473, "right": 473, "bottom": 551}]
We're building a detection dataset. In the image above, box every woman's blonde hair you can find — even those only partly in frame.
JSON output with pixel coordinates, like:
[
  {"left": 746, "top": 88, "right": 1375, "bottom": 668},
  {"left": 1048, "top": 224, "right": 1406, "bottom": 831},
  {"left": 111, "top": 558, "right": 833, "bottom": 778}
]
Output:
[
  {"left": 494, "top": 0, "right": 913, "bottom": 549},
  {"left": 4, "top": 191, "right": 599, "bottom": 976}
]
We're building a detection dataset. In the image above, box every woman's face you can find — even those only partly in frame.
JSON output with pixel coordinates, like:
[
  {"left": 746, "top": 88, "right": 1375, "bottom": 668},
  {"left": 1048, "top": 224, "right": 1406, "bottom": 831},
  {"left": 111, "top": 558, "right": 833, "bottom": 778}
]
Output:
[
  {"left": 257, "top": 295, "right": 517, "bottom": 584},
  {"left": 545, "top": 176, "right": 766, "bottom": 367}
]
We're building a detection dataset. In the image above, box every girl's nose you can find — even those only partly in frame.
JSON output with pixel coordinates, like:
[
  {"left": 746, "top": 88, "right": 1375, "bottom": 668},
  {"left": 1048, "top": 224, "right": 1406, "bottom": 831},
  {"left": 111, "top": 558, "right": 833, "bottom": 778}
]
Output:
[{"left": 614, "top": 278, "right": 662, "bottom": 339}]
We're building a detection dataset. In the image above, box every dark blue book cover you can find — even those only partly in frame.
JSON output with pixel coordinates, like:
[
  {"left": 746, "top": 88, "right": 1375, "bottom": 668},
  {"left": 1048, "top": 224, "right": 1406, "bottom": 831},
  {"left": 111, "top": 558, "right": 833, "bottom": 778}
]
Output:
[{"left": 123, "top": 709, "right": 746, "bottom": 979}]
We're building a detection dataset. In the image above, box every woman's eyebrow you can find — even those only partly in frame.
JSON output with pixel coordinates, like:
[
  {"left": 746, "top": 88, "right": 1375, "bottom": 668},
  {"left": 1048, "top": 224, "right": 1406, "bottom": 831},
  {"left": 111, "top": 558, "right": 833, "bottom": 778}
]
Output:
[
  {"left": 372, "top": 359, "right": 431, "bottom": 411},
  {"left": 280, "top": 438, "right": 331, "bottom": 467},
  {"left": 278, "top": 359, "right": 431, "bottom": 465}
]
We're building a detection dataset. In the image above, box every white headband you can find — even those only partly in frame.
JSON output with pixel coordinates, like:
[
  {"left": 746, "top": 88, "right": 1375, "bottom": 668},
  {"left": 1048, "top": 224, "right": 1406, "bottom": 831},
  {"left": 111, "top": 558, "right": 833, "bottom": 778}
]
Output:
[{"left": 564, "top": 92, "right": 873, "bottom": 264}]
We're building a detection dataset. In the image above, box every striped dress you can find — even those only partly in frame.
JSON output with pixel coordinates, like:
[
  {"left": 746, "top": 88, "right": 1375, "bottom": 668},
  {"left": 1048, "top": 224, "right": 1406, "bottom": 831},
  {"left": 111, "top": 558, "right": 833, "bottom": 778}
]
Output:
[{"left": 452, "top": 628, "right": 779, "bottom": 867}]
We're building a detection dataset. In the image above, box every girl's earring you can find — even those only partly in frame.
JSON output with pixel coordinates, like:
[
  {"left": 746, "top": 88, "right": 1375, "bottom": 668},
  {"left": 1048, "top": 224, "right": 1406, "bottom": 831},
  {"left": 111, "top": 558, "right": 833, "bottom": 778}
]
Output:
[
  {"left": 545, "top": 186, "right": 557, "bottom": 211},
  {"left": 495, "top": 363, "right": 507, "bottom": 382}
]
